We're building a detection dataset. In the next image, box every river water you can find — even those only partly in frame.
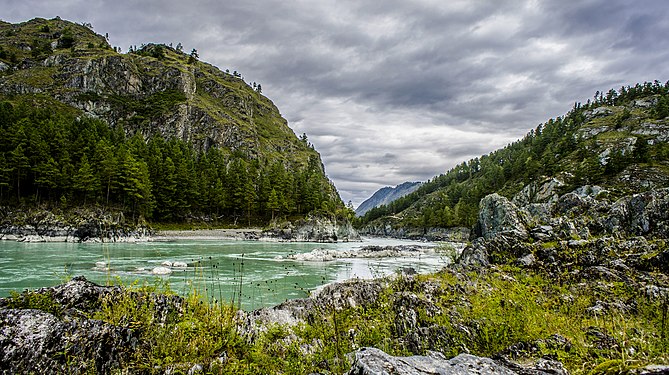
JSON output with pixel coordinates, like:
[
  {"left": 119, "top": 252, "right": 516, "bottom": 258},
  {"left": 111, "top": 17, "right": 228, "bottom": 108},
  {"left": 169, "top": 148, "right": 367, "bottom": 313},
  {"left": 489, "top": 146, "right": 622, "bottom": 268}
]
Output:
[{"left": 0, "top": 238, "right": 453, "bottom": 310}]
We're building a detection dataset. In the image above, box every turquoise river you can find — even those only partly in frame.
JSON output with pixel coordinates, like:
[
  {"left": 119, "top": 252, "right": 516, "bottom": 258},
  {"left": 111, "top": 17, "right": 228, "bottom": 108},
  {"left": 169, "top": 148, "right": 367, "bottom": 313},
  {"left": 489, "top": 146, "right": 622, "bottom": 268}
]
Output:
[{"left": 0, "top": 238, "right": 450, "bottom": 310}]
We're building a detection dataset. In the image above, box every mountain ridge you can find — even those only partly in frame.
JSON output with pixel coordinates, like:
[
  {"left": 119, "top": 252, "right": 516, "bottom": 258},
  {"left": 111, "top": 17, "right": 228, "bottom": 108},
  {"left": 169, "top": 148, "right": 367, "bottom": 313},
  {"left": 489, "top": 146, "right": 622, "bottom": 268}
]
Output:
[{"left": 355, "top": 181, "right": 422, "bottom": 217}]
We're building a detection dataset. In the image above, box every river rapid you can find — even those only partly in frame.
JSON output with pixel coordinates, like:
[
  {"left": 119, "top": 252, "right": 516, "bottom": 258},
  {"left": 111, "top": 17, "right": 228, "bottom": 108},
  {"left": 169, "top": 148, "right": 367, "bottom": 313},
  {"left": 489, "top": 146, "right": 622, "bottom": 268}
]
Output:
[{"left": 0, "top": 237, "right": 459, "bottom": 310}]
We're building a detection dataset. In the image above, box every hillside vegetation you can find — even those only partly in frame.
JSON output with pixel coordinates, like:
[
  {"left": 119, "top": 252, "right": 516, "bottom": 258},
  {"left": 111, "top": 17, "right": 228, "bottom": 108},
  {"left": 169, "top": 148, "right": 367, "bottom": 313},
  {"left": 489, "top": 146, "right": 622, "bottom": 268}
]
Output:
[
  {"left": 0, "top": 18, "right": 343, "bottom": 225},
  {"left": 358, "top": 81, "right": 669, "bottom": 234}
]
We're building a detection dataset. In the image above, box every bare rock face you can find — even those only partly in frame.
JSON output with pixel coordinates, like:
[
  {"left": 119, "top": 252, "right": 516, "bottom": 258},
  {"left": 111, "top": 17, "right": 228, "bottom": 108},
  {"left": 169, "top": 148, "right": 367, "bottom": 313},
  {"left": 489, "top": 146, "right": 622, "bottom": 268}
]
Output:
[
  {"left": 457, "top": 238, "right": 490, "bottom": 268},
  {"left": 474, "top": 194, "right": 528, "bottom": 240},
  {"left": 0, "top": 207, "right": 150, "bottom": 242},
  {"left": 512, "top": 178, "right": 564, "bottom": 207},
  {"left": 603, "top": 188, "right": 669, "bottom": 238},
  {"left": 0, "top": 276, "right": 187, "bottom": 374},
  {"left": 265, "top": 213, "right": 360, "bottom": 242}
]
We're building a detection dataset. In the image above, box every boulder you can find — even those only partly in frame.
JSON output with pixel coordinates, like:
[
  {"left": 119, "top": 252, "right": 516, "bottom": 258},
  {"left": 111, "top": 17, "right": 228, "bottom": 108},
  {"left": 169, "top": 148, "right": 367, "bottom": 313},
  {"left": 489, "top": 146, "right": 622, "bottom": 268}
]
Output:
[
  {"left": 512, "top": 178, "right": 564, "bottom": 207},
  {"left": 555, "top": 192, "right": 592, "bottom": 216},
  {"left": 475, "top": 194, "right": 528, "bottom": 240},
  {"left": 0, "top": 308, "right": 138, "bottom": 374},
  {"left": 457, "top": 239, "right": 490, "bottom": 268},
  {"left": 346, "top": 347, "right": 516, "bottom": 375},
  {"left": 603, "top": 188, "right": 669, "bottom": 237},
  {"left": 265, "top": 213, "right": 360, "bottom": 242},
  {"left": 346, "top": 347, "right": 566, "bottom": 375}
]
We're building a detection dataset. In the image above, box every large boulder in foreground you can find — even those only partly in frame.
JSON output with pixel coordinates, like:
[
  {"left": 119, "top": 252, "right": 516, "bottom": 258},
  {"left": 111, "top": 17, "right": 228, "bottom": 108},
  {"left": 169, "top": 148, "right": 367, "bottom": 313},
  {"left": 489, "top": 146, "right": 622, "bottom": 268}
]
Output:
[
  {"left": 346, "top": 347, "right": 566, "bottom": 375},
  {"left": 0, "top": 308, "right": 137, "bottom": 374}
]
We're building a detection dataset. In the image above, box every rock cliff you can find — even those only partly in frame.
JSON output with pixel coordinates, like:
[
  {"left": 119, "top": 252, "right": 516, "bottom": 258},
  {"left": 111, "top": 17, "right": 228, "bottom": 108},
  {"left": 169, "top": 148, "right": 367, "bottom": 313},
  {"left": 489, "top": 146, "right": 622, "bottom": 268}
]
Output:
[{"left": 0, "top": 18, "right": 312, "bottom": 161}]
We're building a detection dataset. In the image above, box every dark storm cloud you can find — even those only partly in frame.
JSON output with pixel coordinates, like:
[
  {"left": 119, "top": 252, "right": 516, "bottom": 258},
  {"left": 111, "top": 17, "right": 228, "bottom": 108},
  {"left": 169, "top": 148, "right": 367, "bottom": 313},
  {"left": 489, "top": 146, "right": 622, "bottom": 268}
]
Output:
[{"left": 4, "top": 1, "right": 669, "bottom": 205}]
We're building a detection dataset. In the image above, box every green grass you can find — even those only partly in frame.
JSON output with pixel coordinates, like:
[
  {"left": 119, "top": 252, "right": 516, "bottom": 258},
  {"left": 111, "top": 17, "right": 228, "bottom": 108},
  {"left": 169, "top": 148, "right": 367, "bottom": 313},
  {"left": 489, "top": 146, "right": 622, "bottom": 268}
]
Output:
[{"left": 6, "top": 263, "right": 669, "bottom": 373}]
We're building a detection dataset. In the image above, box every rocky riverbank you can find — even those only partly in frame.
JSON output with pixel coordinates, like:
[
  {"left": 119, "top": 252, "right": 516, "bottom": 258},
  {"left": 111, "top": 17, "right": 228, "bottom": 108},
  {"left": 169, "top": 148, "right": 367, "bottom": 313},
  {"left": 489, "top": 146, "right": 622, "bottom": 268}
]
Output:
[
  {"left": 1, "top": 208, "right": 360, "bottom": 243},
  {"left": 2, "top": 181, "right": 669, "bottom": 373},
  {"left": 0, "top": 276, "right": 574, "bottom": 374},
  {"left": 358, "top": 222, "right": 470, "bottom": 242},
  {"left": 0, "top": 206, "right": 150, "bottom": 243}
]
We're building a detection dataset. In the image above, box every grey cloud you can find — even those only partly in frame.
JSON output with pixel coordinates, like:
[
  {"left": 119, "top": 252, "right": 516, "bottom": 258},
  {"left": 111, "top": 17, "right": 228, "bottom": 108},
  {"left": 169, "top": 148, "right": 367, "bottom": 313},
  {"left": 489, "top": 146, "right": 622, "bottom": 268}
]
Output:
[{"left": 4, "top": 1, "right": 669, "bottom": 205}]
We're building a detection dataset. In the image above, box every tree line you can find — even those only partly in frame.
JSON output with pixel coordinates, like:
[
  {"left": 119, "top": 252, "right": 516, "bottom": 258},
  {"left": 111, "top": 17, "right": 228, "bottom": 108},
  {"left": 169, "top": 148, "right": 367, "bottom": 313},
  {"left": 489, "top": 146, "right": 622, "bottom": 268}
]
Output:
[
  {"left": 357, "top": 81, "right": 669, "bottom": 229},
  {"left": 0, "top": 100, "right": 337, "bottom": 224}
]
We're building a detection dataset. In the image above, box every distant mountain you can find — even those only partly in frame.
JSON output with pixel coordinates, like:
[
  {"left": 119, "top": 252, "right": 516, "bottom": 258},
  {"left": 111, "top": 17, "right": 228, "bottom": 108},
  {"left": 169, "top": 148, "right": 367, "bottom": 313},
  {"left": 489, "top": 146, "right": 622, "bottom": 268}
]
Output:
[{"left": 355, "top": 182, "right": 422, "bottom": 216}]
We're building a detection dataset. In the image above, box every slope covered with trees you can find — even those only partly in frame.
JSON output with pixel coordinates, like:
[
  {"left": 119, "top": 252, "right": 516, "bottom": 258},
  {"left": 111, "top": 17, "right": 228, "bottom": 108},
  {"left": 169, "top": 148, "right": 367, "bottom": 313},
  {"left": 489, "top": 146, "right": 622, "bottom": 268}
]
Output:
[
  {"left": 358, "top": 81, "right": 669, "bottom": 233},
  {"left": 0, "top": 18, "right": 343, "bottom": 225}
]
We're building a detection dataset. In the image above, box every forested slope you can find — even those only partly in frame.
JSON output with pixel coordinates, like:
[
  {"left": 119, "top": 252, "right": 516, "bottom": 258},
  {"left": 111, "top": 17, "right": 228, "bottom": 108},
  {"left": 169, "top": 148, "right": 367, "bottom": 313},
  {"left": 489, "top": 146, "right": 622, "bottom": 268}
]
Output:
[
  {"left": 358, "top": 81, "right": 669, "bottom": 234},
  {"left": 0, "top": 18, "right": 343, "bottom": 225}
]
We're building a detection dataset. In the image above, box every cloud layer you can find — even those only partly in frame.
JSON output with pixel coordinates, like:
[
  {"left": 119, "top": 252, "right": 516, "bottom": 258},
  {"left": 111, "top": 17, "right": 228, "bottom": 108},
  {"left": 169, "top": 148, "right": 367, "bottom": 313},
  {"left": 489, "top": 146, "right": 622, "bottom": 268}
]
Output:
[{"left": 5, "top": 0, "right": 669, "bottom": 205}]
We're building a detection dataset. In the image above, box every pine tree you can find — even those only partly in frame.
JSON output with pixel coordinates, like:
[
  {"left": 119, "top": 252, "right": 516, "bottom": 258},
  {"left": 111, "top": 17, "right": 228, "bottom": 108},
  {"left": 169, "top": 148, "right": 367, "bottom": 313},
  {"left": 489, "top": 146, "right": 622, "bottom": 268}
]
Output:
[
  {"left": 8, "top": 144, "right": 29, "bottom": 201},
  {"left": 72, "top": 154, "right": 99, "bottom": 204},
  {"left": 267, "top": 188, "right": 279, "bottom": 221}
]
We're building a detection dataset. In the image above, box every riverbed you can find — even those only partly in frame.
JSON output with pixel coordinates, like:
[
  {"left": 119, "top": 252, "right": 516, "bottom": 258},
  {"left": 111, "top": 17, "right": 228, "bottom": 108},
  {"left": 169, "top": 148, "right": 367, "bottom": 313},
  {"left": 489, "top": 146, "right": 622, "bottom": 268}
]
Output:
[{"left": 0, "top": 237, "right": 458, "bottom": 310}]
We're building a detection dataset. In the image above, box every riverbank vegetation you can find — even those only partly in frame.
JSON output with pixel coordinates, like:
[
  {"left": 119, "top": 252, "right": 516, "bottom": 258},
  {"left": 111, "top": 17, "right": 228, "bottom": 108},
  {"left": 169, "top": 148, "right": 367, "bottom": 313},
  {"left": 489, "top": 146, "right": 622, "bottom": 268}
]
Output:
[{"left": 7, "top": 260, "right": 667, "bottom": 374}]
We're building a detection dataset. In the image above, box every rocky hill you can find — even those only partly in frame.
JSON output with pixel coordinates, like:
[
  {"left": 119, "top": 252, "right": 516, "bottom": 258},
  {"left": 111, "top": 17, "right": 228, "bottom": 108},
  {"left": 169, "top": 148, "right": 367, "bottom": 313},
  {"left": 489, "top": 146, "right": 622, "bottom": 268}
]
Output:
[
  {"left": 0, "top": 18, "right": 344, "bottom": 227},
  {"left": 357, "top": 82, "right": 669, "bottom": 238},
  {"left": 355, "top": 181, "right": 422, "bottom": 217}
]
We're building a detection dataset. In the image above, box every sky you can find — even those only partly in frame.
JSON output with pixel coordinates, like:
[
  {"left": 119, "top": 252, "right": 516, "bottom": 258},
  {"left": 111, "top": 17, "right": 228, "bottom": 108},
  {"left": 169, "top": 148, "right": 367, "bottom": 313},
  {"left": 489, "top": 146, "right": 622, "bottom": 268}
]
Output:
[{"left": 4, "top": 1, "right": 669, "bottom": 207}]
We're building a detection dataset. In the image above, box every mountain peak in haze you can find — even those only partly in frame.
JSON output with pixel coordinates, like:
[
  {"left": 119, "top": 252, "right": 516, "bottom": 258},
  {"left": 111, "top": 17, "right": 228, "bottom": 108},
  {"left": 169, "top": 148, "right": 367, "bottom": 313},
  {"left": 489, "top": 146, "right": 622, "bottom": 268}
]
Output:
[{"left": 355, "top": 182, "right": 422, "bottom": 217}]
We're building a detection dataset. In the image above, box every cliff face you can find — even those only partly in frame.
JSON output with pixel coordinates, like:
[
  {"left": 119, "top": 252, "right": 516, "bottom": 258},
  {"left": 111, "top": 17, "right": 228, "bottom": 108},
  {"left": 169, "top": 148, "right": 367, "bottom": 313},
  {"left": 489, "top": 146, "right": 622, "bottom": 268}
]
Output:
[{"left": 0, "top": 18, "right": 314, "bottom": 163}]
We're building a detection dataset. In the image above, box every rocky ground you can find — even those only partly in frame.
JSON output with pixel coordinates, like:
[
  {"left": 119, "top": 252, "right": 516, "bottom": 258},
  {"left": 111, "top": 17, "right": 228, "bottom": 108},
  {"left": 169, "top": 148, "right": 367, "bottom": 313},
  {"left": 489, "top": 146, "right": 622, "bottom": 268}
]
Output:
[{"left": 2, "top": 180, "right": 669, "bottom": 373}]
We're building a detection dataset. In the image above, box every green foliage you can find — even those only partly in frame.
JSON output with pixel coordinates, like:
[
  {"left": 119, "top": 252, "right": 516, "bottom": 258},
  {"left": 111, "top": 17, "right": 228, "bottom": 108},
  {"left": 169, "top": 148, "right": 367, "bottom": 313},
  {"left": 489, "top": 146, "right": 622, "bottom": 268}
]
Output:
[
  {"left": 109, "top": 90, "right": 187, "bottom": 125},
  {"left": 0, "top": 98, "right": 340, "bottom": 224},
  {"left": 7, "top": 290, "right": 63, "bottom": 317},
  {"left": 131, "top": 43, "right": 166, "bottom": 59},
  {"left": 188, "top": 48, "right": 198, "bottom": 64},
  {"left": 94, "top": 283, "right": 242, "bottom": 372},
  {"left": 57, "top": 27, "right": 75, "bottom": 49},
  {"left": 655, "top": 95, "right": 669, "bottom": 119},
  {"left": 83, "top": 264, "right": 669, "bottom": 374}
]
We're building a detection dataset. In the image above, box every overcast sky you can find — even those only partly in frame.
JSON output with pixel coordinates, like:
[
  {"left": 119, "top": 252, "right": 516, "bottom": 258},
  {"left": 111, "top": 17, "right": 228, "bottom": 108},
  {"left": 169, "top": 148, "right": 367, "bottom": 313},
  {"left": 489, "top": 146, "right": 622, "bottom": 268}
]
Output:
[{"left": 4, "top": 1, "right": 669, "bottom": 206}]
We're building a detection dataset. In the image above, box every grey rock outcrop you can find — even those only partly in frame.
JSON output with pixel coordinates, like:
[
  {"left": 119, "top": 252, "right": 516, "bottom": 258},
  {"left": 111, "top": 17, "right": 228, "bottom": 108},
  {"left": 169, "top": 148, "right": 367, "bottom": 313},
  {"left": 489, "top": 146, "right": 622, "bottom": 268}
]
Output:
[
  {"left": 512, "top": 178, "right": 564, "bottom": 207},
  {"left": 346, "top": 347, "right": 565, "bottom": 375},
  {"left": 0, "top": 276, "right": 187, "bottom": 374},
  {"left": 265, "top": 213, "right": 360, "bottom": 242},
  {"left": 359, "top": 222, "right": 470, "bottom": 241},
  {"left": 0, "top": 207, "right": 150, "bottom": 242},
  {"left": 0, "top": 308, "right": 138, "bottom": 375},
  {"left": 474, "top": 194, "right": 528, "bottom": 240},
  {"left": 602, "top": 188, "right": 669, "bottom": 238},
  {"left": 457, "top": 238, "right": 490, "bottom": 268}
]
